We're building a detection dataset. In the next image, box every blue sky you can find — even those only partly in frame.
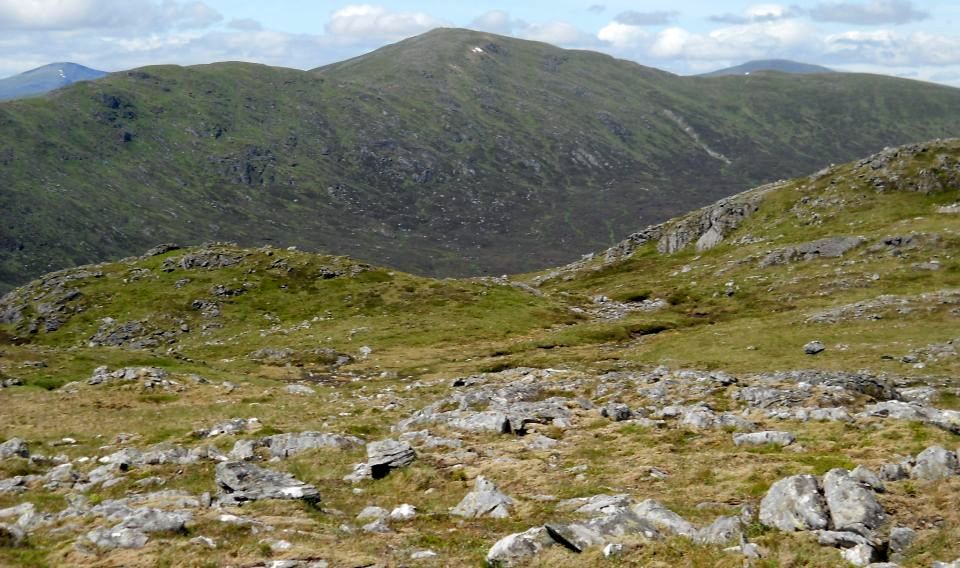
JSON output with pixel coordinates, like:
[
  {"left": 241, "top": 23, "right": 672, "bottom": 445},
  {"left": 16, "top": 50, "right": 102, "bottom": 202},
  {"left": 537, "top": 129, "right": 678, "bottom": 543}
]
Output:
[{"left": 2, "top": 1, "right": 959, "bottom": 86}]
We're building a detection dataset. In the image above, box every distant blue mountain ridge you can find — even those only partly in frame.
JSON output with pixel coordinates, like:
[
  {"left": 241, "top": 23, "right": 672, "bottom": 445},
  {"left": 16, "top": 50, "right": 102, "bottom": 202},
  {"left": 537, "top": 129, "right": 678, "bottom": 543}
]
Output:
[
  {"left": 0, "top": 62, "right": 108, "bottom": 101},
  {"left": 701, "top": 59, "right": 835, "bottom": 77}
]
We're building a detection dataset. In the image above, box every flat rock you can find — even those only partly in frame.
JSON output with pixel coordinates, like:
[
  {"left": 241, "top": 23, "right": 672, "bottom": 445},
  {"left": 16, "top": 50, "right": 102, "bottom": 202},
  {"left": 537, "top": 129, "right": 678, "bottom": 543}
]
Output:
[
  {"left": 733, "top": 431, "right": 796, "bottom": 447},
  {"left": 759, "top": 474, "right": 829, "bottom": 531},
  {"left": 818, "top": 530, "right": 873, "bottom": 548},
  {"left": 86, "top": 527, "right": 149, "bottom": 549},
  {"left": 262, "top": 432, "right": 363, "bottom": 459},
  {"left": 215, "top": 462, "right": 320, "bottom": 505},
  {"left": 559, "top": 494, "right": 634, "bottom": 516},
  {"left": 631, "top": 499, "right": 697, "bottom": 538}
]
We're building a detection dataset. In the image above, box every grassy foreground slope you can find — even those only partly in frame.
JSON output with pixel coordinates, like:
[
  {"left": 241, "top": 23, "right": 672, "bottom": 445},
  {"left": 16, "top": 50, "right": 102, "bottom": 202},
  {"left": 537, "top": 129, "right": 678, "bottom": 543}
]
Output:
[
  {"left": 0, "top": 141, "right": 957, "bottom": 567},
  {"left": 2, "top": 29, "right": 960, "bottom": 292}
]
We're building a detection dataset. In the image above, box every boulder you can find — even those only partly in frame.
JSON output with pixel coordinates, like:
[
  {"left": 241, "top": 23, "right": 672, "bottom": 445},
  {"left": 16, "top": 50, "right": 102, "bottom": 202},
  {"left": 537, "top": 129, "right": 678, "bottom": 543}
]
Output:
[
  {"left": 849, "top": 465, "right": 885, "bottom": 493},
  {"left": 888, "top": 526, "right": 916, "bottom": 560},
  {"left": 0, "top": 523, "right": 25, "bottom": 547},
  {"left": 486, "top": 527, "right": 555, "bottom": 567},
  {"left": 759, "top": 474, "right": 829, "bottom": 531},
  {"left": 601, "top": 403, "right": 632, "bottom": 422},
  {"left": 365, "top": 440, "right": 416, "bottom": 479},
  {"left": 733, "top": 431, "right": 796, "bottom": 447},
  {"left": 821, "top": 468, "right": 885, "bottom": 536},
  {"left": 451, "top": 476, "right": 513, "bottom": 519},
  {"left": 840, "top": 542, "right": 879, "bottom": 566},
  {"left": 911, "top": 445, "right": 959, "bottom": 480},
  {"left": 390, "top": 504, "right": 417, "bottom": 521},
  {"left": 215, "top": 462, "right": 320, "bottom": 505},
  {"left": 695, "top": 516, "right": 742, "bottom": 545},
  {"left": 878, "top": 463, "right": 910, "bottom": 481},
  {"left": 804, "top": 341, "right": 826, "bottom": 355},
  {"left": 0, "top": 438, "right": 29, "bottom": 460}
]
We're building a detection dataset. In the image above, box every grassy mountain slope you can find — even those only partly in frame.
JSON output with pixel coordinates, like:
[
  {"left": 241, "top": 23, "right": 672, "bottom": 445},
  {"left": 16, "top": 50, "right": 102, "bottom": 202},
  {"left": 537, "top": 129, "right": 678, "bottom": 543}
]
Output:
[
  {"left": 701, "top": 59, "right": 835, "bottom": 76},
  {"left": 0, "top": 63, "right": 107, "bottom": 101},
  {"left": 0, "top": 141, "right": 958, "bottom": 566},
  {"left": 2, "top": 29, "right": 960, "bottom": 294}
]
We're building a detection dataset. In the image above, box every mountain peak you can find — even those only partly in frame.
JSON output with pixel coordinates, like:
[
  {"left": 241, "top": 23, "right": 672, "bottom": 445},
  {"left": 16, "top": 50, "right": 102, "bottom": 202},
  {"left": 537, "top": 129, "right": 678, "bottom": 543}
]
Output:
[
  {"left": 0, "top": 62, "right": 107, "bottom": 101},
  {"left": 701, "top": 59, "right": 835, "bottom": 77}
]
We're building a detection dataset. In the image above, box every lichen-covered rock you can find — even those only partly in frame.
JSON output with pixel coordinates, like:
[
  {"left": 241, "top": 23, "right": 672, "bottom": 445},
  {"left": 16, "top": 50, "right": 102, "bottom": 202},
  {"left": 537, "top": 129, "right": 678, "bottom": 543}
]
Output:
[{"left": 759, "top": 474, "right": 829, "bottom": 531}]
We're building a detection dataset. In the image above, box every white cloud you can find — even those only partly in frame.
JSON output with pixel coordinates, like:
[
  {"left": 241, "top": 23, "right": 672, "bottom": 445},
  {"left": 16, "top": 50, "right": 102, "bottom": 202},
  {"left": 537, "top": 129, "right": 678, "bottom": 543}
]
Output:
[
  {"left": 711, "top": 3, "right": 803, "bottom": 24},
  {"left": 650, "top": 20, "right": 818, "bottom": 61},
  {"left": 325, "top": 4, "right": 445, "bottom": 42},
  {"left": 598, "top": 21, "right": 649, "bottom": 50}
]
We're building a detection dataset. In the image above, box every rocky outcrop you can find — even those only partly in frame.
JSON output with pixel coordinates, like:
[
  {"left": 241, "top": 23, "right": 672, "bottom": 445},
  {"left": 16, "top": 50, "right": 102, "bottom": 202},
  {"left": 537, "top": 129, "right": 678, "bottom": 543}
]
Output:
[
  {"left": 760, "top": 236, "right": 865, "bottom": 267},
  {"left": 854, "top": 142, "right": 960, "bottom": 194},
  {"left": 657, "top": 186, "right": 772, "bottom": 254}
]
